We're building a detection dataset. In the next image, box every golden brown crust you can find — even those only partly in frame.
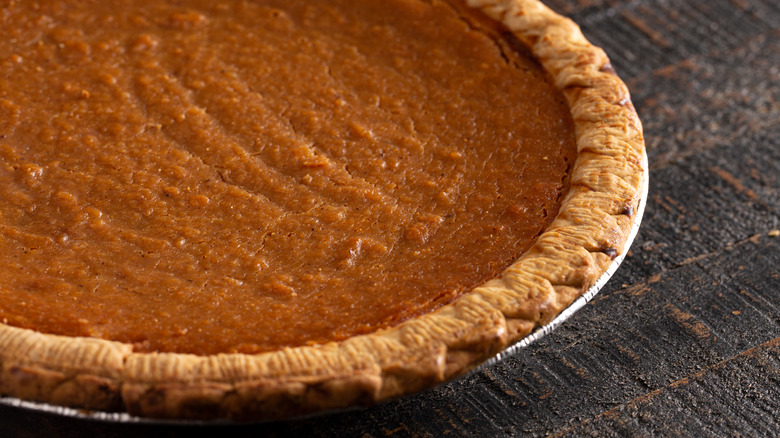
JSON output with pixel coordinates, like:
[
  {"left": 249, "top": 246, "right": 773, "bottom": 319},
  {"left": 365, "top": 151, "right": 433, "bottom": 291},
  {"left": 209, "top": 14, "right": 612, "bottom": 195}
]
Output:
[
  {"left": 0, "top": 325, "right": 132, "bottom": 411},
  {"left": 0, "top": 0, "right": 645, "bottom": 420}
]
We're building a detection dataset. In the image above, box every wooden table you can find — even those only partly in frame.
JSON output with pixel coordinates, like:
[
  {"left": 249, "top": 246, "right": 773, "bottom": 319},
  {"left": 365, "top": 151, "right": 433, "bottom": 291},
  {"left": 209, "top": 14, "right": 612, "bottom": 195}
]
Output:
[{"left": 3, "top": 0, "right": 778, "bottom": 436}]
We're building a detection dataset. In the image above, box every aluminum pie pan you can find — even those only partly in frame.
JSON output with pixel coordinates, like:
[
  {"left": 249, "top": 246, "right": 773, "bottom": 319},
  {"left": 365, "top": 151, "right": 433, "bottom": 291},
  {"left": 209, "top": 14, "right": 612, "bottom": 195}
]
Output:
[
  {"left": 0, "top": 154, "right": 649, "bottom": 426},
  {"left": 478, "top": 151, "right": 649, "bottom": 370}
]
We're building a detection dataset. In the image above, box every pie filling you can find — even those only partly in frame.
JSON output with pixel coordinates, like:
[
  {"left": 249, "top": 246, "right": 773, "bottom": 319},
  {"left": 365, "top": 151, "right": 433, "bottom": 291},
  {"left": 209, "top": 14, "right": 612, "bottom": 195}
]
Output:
[{"left": 0, "top": 0, "right": 576, "bottom": 355}]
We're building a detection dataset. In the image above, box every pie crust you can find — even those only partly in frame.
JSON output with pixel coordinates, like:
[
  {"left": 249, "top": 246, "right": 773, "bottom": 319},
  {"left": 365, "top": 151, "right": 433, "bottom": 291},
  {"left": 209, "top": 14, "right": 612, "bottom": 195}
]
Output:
[{"left": 0, "top": 0, "right": 645, "bottom": 420}]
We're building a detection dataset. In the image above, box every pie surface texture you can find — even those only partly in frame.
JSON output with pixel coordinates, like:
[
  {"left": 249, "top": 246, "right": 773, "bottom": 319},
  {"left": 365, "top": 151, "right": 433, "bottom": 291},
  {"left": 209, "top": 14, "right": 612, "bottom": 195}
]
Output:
[
  {"left": 0, "top": 0, "right": 578, "bottom": 356},
  {"left": 0, "top": 0, "right": 645, "bottom": 420}
]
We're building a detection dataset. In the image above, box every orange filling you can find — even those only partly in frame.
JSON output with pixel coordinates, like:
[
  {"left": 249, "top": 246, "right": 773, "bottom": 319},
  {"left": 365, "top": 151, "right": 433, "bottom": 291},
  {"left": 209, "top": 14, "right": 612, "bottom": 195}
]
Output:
[{"left": 0, "top": 0, "right": 576, "bottom": 355}]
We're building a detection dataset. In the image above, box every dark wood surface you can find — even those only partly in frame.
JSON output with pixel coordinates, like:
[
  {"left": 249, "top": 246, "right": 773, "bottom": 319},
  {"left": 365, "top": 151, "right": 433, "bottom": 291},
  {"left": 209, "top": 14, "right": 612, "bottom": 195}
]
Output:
[{"left": 2, "top": 0, "right": 778, "bottom": 436}]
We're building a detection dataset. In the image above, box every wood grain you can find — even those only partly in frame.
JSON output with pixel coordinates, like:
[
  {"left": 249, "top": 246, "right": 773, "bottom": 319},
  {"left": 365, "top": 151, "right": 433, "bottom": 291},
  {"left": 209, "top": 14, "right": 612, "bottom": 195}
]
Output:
[
  {"left": 548, "top": 0, "right": 779, "bottom": 78},
  {"left": 629, "top": 31, "right": 779, "bottom": 168},
  {"left": 552, "top": 337, "right": 780, "bottom": 437}
]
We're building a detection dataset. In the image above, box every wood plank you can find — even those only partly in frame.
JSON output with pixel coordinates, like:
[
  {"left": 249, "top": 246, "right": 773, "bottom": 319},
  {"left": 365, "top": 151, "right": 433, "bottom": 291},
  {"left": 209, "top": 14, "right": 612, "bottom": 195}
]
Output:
[
  {"left": 551, "top": 337, "right": 780, "bottom": 437},
  {"left": 617, "top": 126, "right": 779, "bottom": 286},
  {"left": 546, "top": 0, "right": 779, "bottom": 78},
  {"left": 629, "top": 31, "right": 779, "bottom": 168}
]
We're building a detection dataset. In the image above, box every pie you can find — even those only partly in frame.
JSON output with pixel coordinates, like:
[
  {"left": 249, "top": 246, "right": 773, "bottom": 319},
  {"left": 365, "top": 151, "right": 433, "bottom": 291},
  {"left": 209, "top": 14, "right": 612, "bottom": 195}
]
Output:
[{"left": 0, "top": 0, "right": 645, "bottom": 420}]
